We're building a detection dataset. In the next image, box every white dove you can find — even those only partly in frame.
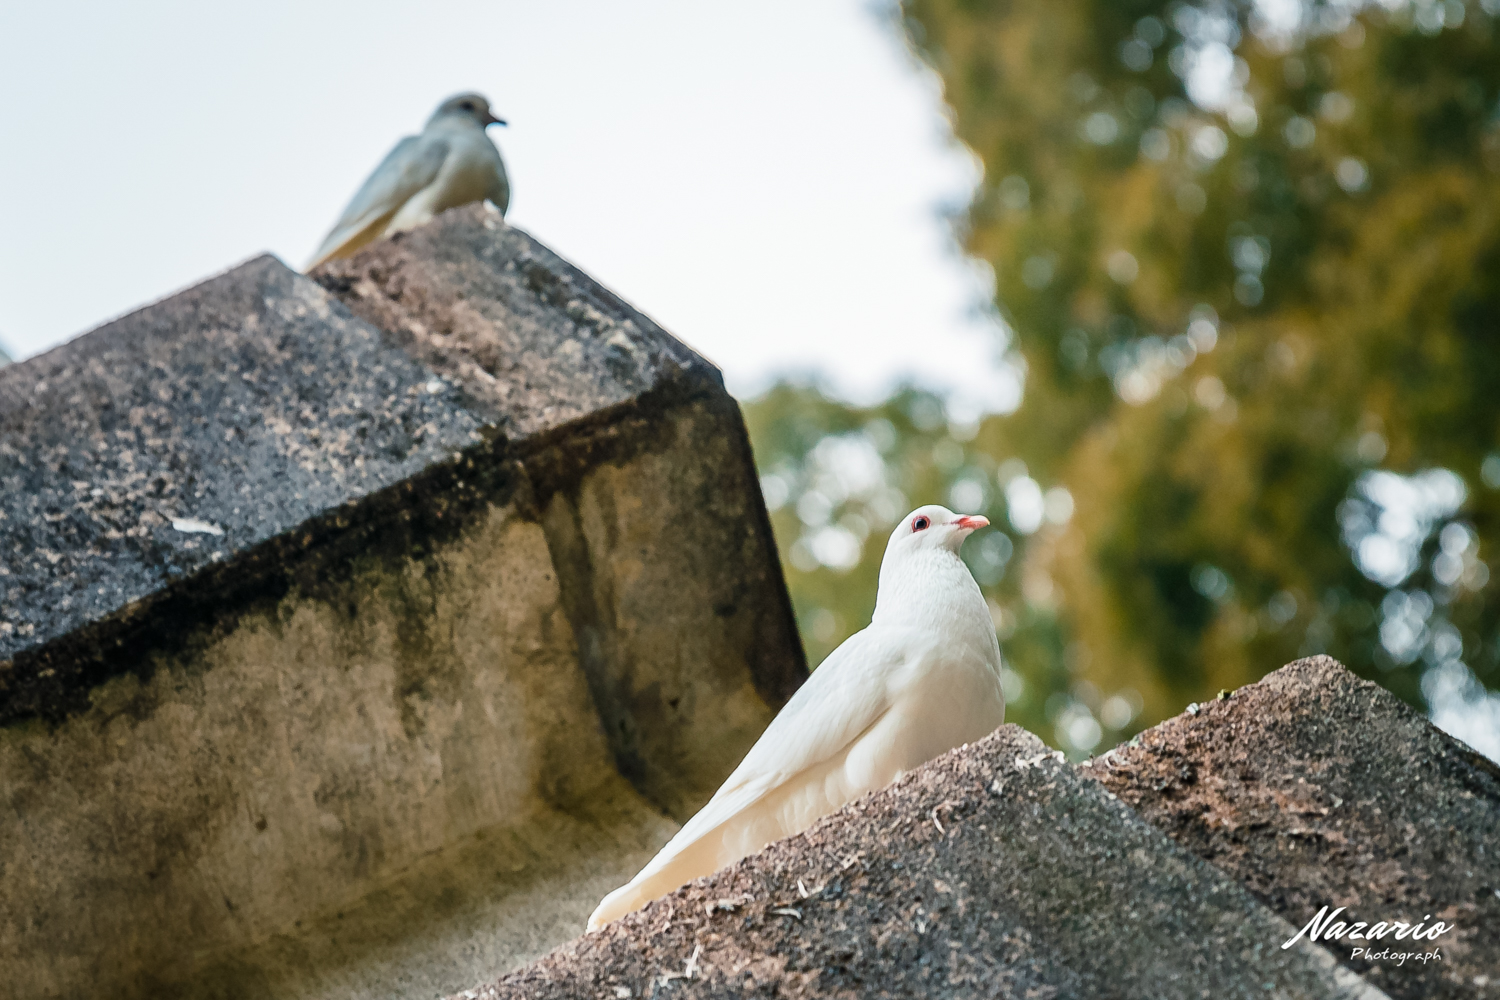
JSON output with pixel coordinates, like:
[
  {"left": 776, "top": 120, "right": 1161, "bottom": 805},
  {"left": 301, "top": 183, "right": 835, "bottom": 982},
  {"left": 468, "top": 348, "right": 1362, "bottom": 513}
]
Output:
[
  {"left": 588, "top": 505, "right": 1006, "bottom": 930},
  {"left": 306, "top": 93, "right": 510, "bottom": 270}
]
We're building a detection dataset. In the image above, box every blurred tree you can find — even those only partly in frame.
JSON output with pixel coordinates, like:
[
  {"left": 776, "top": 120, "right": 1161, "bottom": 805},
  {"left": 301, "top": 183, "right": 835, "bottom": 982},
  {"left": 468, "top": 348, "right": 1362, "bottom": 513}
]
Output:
[{"left": 743, "top": 0, "right": 1500, "bottom": 758}]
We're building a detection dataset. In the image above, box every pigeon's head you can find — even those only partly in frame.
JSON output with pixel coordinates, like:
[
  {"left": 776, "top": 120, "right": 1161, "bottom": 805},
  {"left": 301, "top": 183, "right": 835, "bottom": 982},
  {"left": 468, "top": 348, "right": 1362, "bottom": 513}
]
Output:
[
  {"left": 433, "top": 92, "right": 506, "bottom": 128},
  {"left": 872, "top": 505, "right": 993, "bottom": 625},
  {"left": 887, "top": 504, "right": 989, "bottom": 556}
]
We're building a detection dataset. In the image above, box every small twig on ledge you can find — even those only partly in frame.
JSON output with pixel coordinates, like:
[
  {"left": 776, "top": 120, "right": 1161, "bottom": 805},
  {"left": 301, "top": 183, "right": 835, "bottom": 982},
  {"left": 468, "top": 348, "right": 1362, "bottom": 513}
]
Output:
[{"left": 657, "top": 943, "right": 703, "bottom": 987}]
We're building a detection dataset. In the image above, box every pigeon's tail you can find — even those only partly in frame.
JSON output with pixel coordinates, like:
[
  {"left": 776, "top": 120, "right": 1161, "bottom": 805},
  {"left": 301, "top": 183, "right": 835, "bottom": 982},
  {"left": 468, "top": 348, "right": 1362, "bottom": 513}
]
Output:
[
  {"left": 586, "top": 813, "right": 740, "bottom": 930},
  {"left": 587, "top": 759, "right": 858, "bottom": 930},
  {"left": 587, "top": 882, "right": 646, "bottom": 931}
]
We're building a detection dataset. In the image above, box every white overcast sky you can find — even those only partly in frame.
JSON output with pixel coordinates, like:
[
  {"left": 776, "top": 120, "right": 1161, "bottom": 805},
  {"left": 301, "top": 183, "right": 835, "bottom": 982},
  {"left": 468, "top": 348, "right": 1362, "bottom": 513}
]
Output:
[{"left": 0, "top": 0, "right": 1019, "bottom": 413}]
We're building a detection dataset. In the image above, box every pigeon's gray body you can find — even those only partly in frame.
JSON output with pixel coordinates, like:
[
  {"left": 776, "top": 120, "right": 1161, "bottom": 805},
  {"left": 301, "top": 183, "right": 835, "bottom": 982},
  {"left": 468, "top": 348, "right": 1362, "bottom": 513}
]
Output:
[
  {"left": 307, "top": 93, "right": 509, "bottom": 270},
  {"left": 588, "top": 505, "right": 1006, "bottom": 929}
]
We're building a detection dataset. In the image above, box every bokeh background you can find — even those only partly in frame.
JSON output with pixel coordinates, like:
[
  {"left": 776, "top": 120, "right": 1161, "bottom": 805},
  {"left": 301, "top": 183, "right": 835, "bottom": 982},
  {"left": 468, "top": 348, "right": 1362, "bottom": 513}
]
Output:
[
  {"left": 755, "top": 0, "right": 1500, "bottom": 761},
  {"left": 4, "top": 0, "right": 1498, "bottom": 760}
]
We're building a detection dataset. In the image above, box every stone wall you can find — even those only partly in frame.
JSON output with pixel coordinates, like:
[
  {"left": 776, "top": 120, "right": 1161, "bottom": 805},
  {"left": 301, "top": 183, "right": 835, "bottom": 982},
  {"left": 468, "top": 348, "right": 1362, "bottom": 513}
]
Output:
[{"left": 0, "top": 208, "right": 806, "bottom": 1000}]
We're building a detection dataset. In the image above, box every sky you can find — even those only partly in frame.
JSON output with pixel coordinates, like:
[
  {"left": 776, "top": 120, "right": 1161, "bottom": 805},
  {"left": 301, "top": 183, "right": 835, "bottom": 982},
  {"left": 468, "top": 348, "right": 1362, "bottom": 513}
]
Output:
[{"left": 0, "top": 0, "right": 1019, "bottom": 414}]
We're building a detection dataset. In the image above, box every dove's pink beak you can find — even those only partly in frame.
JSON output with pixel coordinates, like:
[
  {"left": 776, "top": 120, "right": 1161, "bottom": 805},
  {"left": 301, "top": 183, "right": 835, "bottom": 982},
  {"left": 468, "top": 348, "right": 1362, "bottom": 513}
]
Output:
[{"left": 955, "top": 515, "right": 989, "bottom": 531}]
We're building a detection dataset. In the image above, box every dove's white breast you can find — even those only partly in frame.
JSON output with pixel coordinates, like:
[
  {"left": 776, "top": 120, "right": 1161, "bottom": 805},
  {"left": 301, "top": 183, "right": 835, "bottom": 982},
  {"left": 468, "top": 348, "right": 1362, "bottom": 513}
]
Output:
[{"left": 387, "top": 127, "right": 507, "bottom": 233}]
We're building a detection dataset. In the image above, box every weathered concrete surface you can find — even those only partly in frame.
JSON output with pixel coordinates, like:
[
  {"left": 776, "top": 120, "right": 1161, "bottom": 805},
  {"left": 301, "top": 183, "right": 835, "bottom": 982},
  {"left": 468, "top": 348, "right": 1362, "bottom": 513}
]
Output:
[
  {"left": 480, "top": 725, "right": 1385, "bottom": 999},
  {"left": 1085, "top": 656, "right": 1500, "bottom": 1000},
  {"left": 0, "top": 206, "right": 805, "bottom": 999},
  {"left": 1, "top": 253, "right": 478, "bottom": 697},
  {"left": 312, "top": 211, "right": 807, "bottom": 817}
]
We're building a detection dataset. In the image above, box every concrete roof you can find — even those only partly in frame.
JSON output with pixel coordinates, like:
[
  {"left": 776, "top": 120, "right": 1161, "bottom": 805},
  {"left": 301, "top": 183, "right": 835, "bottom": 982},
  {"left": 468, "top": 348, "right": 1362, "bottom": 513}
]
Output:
[
  {"left": 1086, "top": 655, "right": 1500, "bottom": 999},
  {"left": 472, "top": 658, "right": 1496, "bottom": 999},
  {"left": 0, "top": 207, "right": 802, "bottom": 727}
]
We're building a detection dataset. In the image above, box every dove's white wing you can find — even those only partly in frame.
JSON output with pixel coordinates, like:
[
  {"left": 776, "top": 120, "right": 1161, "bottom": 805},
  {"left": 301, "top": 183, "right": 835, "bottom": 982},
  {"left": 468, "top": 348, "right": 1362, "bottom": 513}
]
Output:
[
  {"left": 306, "top": 135, "right": 450, "bottom": 269},
  {"left": 588, "top": 627, "right": 908, "bottom": 927},
  {"left": 706, "top": 627, "right": 901, "bottom": 807}
]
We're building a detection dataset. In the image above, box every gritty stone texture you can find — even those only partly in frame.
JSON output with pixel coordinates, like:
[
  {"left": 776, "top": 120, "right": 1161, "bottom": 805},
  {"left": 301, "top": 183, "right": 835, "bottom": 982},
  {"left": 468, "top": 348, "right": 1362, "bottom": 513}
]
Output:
[
  {"left": 0, "top": 256, "right": 490, "bottom": 712},
  {"left": 478, "top": 726, "right": 1385, "bottom": 1000},
  {"left": 312, "top": 205, "right": 683, "bottom": 436},
  {"left": 1084, "top": 656, "right": 1500, "bottom": 1000},
  {"left": 0, "top": 208, "right": 805, "bottom": 1000},
  {"left": 312, "top": 210, "right": 806, "bottom": 814}
]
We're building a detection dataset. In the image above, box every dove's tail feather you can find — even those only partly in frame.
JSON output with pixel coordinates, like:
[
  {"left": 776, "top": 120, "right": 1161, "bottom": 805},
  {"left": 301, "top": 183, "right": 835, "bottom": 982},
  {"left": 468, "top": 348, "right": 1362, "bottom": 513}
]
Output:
[
  {"left": 587, "top": 745, "right": 875, "bottom": 930},
  {"left": 587, "top": 823, "right": 734, "bottom": 929},
  {"left": 587, "top": 776, "right": 777, "bottom": 930},
  {"left": 587, "top": 797, "right": 786, "bottom": 930}
]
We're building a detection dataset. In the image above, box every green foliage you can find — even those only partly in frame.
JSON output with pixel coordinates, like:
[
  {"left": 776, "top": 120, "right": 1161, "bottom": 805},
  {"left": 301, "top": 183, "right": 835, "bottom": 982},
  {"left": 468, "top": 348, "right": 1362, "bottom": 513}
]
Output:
[
  {"left": 743, "top": 381, "right": 1079, "bottom": 743},
  {"left": 743, "top": 0, "right": 1500, "bottom": 756}
]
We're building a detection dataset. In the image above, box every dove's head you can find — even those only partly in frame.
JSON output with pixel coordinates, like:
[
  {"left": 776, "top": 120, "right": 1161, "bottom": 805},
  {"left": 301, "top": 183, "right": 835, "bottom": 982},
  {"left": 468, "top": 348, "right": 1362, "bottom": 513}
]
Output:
[
  {"left": 871, "top": 505, "right": 991, "bottom": 627},
  {"left": 432, "top": 92, "right": 506, "bottom": 128},
  {"left": 887, "top": 505, "right": 989, "bottom": 556}
]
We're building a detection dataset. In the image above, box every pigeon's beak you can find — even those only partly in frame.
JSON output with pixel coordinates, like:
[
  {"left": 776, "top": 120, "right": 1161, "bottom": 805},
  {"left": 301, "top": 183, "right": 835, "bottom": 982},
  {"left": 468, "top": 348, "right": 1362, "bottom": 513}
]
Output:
[
  {"left": 954, "top": 515, "right": 989, "bottom": 532},
  {"left": 484, "top": 113, "right": 507, "bottom": 127}
]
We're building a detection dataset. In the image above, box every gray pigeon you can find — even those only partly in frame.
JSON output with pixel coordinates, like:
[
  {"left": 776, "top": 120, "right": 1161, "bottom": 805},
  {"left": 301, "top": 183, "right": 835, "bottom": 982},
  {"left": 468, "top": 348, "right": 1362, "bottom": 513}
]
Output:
[{"left": 306, "top": 93, "right": 510, "bottom": 270}]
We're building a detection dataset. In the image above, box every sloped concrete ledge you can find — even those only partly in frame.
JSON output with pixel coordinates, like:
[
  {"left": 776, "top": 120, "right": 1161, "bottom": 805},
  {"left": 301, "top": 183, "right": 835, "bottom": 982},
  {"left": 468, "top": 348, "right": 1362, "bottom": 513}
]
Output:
[
  {"left": 2, "top": 210, "right": 803, "bottom": 734},
  {"left": 481, "top": 725, "right": 1384, "bottom": 999},
  {"left": 1084, "top": 656, "right": 1500, "bottom": 1000},
  {"left": 475, "top": 657, "right": 1496, "bottom": 998}
]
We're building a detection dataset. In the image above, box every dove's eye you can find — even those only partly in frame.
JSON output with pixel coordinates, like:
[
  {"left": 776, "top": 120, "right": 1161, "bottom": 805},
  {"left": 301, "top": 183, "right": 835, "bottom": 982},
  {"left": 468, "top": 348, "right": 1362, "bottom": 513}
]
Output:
[
  {"left": 460, "top": 101, "right": 475, "bottom": 111},
  {"left": 911, "top": 515, "right": 931, "bottom": 531}
]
